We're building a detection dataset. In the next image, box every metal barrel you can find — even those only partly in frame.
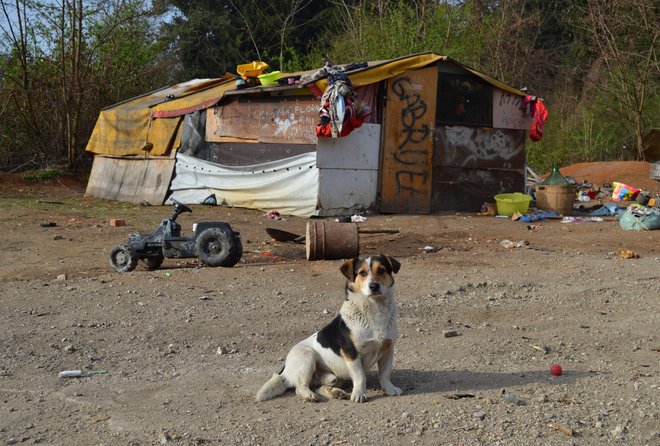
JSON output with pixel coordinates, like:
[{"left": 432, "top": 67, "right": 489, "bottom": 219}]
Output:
[{"left": 305, "top": 221, "right": 360, "bottom": 260}]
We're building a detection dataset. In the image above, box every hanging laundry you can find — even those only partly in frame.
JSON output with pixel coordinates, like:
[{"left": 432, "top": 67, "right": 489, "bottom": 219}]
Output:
[
  {"left": 315, "top": 62, "right": 370, "bottom": 138},
  {"left": 521, "top": 95, "right": 549, "bottom": 141}
]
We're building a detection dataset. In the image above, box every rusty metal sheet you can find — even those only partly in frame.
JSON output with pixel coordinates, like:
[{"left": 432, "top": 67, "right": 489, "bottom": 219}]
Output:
[
  {"left": 379, "top": 67, "right": 438, "bottom": 213},
  {"left": 85, "top": 155, "right": 175, "bottom": 205},
  {"left": 433, "top": 126, "right": 526, "bottom": 211},
  {"left": 206, "top": 96, "right": 318, "bottom": 145},
  {"left": 210, "top": 142, "right": 315, "bottom": 166},
  {"left": 431, "top": 165, "right": 525, "bottom": 211}
]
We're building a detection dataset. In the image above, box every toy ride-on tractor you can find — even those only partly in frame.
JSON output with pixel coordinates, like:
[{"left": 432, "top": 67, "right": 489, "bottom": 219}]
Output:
[{"left": 109, "top": 199, "right": 242, "bottom": 273}]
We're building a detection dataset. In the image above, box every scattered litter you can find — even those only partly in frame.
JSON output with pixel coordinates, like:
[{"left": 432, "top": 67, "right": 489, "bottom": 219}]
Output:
[
  {"left": 472, "top": 411, "right": 486, "bottom": 420},
  {"left": 164, "top": 272, "right": 172, "bottom": 277},
  {"left": 40, "top": 222, "right": 57, "bottom": 227},
  {"left": 547, "top": 422, "right": 573, "bottom": 436},
  {"left": 577, "top": 191, "right": 591, "bottom": 202},
  {"left": 504, "top": 393, "right": 522, "bottom": 405},
  {"left": 479, "top": 202, "right": 497, "bottom": 216},
  {"left": 87, "top": 414, "right": 111, "bottom": 423},
  {"left": 619, "top": 205, "right": 660, "bottom": 231},
  {"left": 526, "top": 224, "right": 543, "bottom": 231},
  {"left": 201, "top": 194, "right": 217, "bottom": 205},
  {"left": 499, "top": 239, "right": 528, "bottom": 249},
  {"left": 350, "top": 215, "right": 367, "bottom": 223},
  {"left": 518, "top": 211, "right": 558, "bottom": 222},
  {"left": 585, "top": 203, "right": 622, "bottom": 216},
  {"left": 420, "top": 246, "right": 437, "bottom": 253},
  {"left": 529, "top": 344, "right": 549, "bottom": 354},
  {"left": 158, "top": 431, "right": 171, "bottom": 445},
  {"left": 617, "top": 249, "right": 639, "bottom": 259},
  {"left": 56, "top": 273, "right": 67, "bottom": 281},
  {"left": 217, "top": 346, "right": 237, "bottom": 355},
  {"left": 561, "top": 216, "right": 604, "bottom": 223},
  {"left": 109, "top": 218, "right": 127, "bottom": 227},
  {"left": 443, "top": 393, "right": 475, "bottom": 400},
  {"left": 263, "top": 210, "right": 281, "bottom": 220},
  {"left": 58, "top": 369, "right": 109, "bottom": 378},
  {"left": 611, "top": 182, "right": 640, "bottom": 201},
  {"left": 550, "top": 364, "right": 563, "bottom": 376},
  {"left": 37, "top": 200, "right": 64, "bottom": 205}
]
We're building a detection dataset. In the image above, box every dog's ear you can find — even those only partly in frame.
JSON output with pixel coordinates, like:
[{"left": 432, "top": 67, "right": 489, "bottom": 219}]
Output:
[
  {"left": 384, "top": 256, "right": 401, "bottom": 274},
  {"left": 340, "top": 257, "right": 359, "bottom": 281}
]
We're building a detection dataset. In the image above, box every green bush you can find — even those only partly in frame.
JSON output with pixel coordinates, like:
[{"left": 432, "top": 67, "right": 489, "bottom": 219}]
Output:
[{"left": 23, "top": 168, "right": 62, "bottom": 183}]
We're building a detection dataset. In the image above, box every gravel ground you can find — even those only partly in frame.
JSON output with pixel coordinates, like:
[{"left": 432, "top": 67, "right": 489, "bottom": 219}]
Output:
[{"left": 0, "top": 173, "right": 658, "bottom": 445}]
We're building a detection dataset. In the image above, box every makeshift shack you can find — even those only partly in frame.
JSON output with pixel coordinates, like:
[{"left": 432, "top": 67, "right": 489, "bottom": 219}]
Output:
[{"left": 85, "top": 52, "right": 535, "bottom": 216}]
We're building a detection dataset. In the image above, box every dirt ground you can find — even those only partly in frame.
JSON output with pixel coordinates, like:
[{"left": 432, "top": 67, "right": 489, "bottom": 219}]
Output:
[{"left": 0, "top": 163, "right": 658, "bottom": 446}]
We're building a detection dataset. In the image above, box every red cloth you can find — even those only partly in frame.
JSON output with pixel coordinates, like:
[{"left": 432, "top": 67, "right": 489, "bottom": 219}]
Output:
[{"left": 530, "top": 99, "right": 548, "bottom": 141}]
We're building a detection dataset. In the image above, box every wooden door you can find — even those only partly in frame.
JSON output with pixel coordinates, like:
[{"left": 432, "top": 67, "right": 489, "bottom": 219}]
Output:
[{"left": 379, "top": 67, "right": 437, "bottom": 213}]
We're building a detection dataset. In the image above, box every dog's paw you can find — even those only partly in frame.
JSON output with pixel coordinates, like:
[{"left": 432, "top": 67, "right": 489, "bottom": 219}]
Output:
[
  {"left": 350, "top": 391, "right": 368, "bottom": 403},
  {"left": 384, "top": 384, "right": 403, "bottom": 396},
  {"left": 317, "top": 385, "right": 348, "bottom": 400},
  {"left": 330, "top": 387, "right": 349, "bottom": 400},
  {"left": 296, "top": 387, "right": 318, "bottom": 402}
]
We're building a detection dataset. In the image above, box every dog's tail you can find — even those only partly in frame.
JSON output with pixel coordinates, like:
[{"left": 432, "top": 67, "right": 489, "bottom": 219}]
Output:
[{"left": 256, "top": 373, "right": 287, "bottom": 402}]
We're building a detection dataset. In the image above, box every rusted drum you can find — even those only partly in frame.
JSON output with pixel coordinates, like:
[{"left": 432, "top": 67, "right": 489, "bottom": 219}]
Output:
[{"left": 305, "top": 221, "right": 359, "bottom": 260}]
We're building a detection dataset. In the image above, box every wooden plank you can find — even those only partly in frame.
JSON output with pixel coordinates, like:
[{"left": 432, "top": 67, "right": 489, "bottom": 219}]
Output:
[
  {"left": 379, "top": 67, "right": 437, "bottom": 213},
  {"left": 206, "top": 96, "right": 318, "bottom": 145},
  {"left": 85, "top": 155, "right": 175, "bottom": 205}
]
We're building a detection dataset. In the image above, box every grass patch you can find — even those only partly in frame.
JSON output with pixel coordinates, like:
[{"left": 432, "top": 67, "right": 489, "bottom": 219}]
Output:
[{"left": 22, "top": 168, "right": 62, "bottom": 182}]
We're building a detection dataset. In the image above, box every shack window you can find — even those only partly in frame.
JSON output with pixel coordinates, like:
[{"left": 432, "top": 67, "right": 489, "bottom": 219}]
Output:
[{"left": 437, "top": 74, "right": 492, "bottom": 126}]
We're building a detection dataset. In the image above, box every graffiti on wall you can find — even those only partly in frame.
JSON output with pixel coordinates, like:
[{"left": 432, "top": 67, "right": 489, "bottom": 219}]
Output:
[
  {"left": 210, "top": 97, "right": 318, "bottom": 144},
  {"left": 493, "top": 91, "right": 530, "bottom": 130},
  {"left": 390, "top": 77, "right": 432, "bottom": 194},
  {"left": 442, "top": 126, "right": 524, "bottom": 167}
]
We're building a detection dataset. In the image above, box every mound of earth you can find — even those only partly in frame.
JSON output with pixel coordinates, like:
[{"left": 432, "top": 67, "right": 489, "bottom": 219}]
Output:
[{"left": 550, "top": 161, "right": 658, "bottom": 192}]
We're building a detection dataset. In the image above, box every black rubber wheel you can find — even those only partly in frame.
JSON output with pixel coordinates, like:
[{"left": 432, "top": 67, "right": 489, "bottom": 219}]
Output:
[
  {"left": 195, "top": 227, "right": 239, "bottom": 267},
  {"left": 223, "top": 233, "right": 243, "bottom": 267},
  {"left": 109, "top": 244, "right": 138, "bottom": 273},
  {"left": 142, "top": 255, "right": 164, "bottom": 270}
]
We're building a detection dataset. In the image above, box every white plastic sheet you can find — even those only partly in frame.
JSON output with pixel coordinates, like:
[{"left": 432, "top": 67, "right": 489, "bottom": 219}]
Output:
[{"left": 168, "top": 152, "right": 319, "bottom": 217}]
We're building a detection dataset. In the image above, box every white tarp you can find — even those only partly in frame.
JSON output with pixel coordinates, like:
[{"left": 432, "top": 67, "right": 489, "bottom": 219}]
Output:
[{"left": 168, "top": 152, "right": 319, "bottom": 217}]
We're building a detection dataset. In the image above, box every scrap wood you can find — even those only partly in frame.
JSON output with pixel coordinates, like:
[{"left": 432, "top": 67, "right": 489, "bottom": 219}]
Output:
[
  {"left": 547, "top": 422, "right": 574, "bottom": 436},
  {"left": 443, "top": 393, "right": 475, "bottom": 400}
]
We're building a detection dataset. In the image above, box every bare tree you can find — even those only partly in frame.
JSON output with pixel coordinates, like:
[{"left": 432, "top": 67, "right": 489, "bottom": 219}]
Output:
[
  {"left": 0, "top": 0, "right": 162, "bottom": 170},
  {"left": 583, "top": 0, "right": 658, "bottom": 160},
  {"left": 231, "top": 0, "right": 313, "bottom": 71}
]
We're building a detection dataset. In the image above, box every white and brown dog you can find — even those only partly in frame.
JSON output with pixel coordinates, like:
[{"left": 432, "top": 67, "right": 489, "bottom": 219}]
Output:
[{"left": 256, "top": 255, "right": 403, "bottom": 403}]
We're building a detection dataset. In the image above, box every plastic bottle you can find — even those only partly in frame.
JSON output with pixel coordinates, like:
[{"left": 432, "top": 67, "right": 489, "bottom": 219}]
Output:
[{"left": 543, "top": 162, "right": 571, "bottom": 186}]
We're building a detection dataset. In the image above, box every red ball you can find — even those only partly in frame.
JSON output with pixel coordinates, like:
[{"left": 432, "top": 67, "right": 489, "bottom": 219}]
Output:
[{"left": 550, "top": 364, "right": 563, "bottom": 376}]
